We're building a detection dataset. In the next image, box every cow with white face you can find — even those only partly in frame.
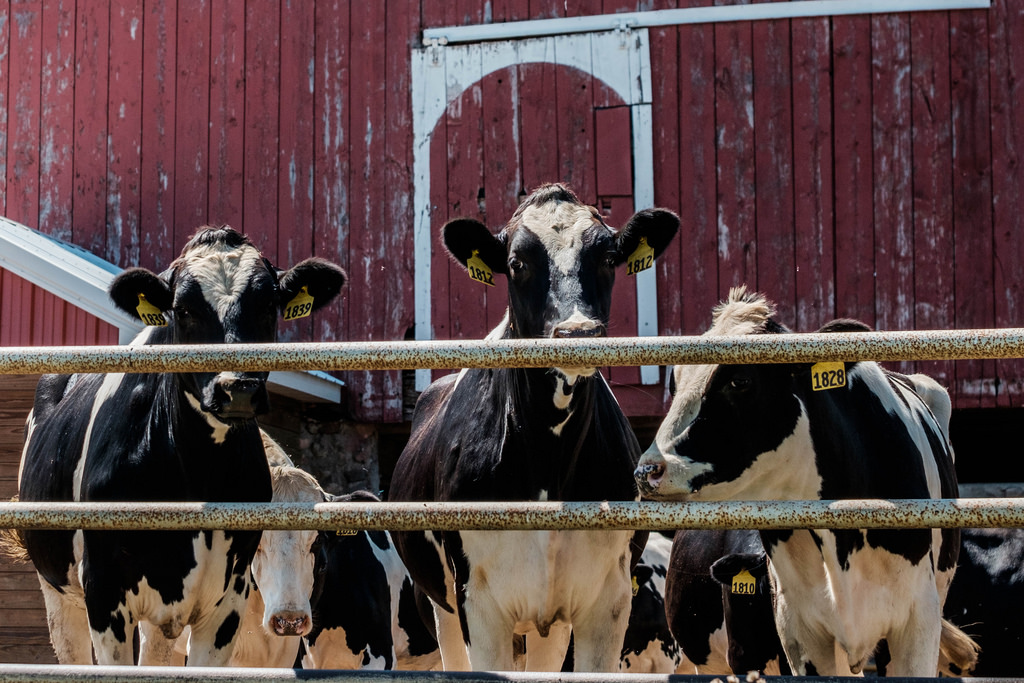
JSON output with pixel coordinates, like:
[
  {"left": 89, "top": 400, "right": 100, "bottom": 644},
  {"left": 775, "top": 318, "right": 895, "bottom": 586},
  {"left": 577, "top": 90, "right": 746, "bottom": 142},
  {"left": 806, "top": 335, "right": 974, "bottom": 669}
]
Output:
[
  {"left": 389, "top": 183, "right": 679, "bottom": 672},
  {"left": 17, "top": 226, "right": 345, "bottom": 666},
  {"left": 635, "top": 286, "right": 978, "bottom": 677}
]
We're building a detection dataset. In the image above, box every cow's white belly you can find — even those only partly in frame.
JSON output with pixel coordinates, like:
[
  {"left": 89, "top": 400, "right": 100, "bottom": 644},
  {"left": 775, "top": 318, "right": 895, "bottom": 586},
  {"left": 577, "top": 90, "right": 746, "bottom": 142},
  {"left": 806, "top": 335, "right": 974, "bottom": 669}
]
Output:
[{"left": 459, "top": 529, "right": 632, "bottom": 632}]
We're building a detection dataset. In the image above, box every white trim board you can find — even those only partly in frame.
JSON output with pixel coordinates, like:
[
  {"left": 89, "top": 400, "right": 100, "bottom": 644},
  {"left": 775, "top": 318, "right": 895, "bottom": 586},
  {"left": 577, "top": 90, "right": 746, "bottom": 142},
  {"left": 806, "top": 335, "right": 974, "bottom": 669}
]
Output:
[
  {"left": 423, "top": 0, "right": 989, "bottom": 45},
  {"left": 412, "top": 29, "right": 659, "bottom": 390},
  {"left": 0, "top": 217, "right": 342, "bottom": 403}
]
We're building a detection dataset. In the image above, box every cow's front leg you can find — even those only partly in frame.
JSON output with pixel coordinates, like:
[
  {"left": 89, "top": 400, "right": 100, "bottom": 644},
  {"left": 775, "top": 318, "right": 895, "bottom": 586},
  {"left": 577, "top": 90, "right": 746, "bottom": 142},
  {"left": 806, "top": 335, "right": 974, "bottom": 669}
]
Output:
[
  {"left": 522, "top": 622, "right": 572, "bottom": 672},
  {"left": 137, "top": 621, "right": 185, "bottom": 666},
  {"left": 883, "top": 590, "right": 942, "bottom": 677},
  {"left": 567, "top": 566, "right": 632, "bottom": 672},
  {"left": 39, "top": 577, "right": 93, "bottom": 664},
  {"left": 462, "top": 588, "right": 516, "bottom": 671},
  {"left": 184, "top": 579, "right": 249, "bottom": 666},
  {"left": 87, "top": 602, "right": 136, "bottom": 665}
]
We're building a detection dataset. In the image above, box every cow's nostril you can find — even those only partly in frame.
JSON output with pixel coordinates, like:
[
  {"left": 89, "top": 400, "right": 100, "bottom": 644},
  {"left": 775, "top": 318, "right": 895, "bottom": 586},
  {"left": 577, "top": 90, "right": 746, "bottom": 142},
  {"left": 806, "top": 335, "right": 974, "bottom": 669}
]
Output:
[
  {"left": 635, "top": 462, "right": 665, "bottom": 489},
  {"left": 270, "top": 614, "right": 310, "bottom": 636}
]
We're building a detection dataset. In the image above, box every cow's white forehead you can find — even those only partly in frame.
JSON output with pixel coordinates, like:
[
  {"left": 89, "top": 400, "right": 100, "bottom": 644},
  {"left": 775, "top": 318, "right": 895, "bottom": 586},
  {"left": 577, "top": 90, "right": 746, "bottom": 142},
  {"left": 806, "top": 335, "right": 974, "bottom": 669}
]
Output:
[
  {"left": 520, "top": 202, "right": 608, "bottom": 275},
  {"left": 181, "top": 242, "right": 266, "bottom": 317},
  {"left": 664, "top": 287, "right": 774, "bottom": 444}
]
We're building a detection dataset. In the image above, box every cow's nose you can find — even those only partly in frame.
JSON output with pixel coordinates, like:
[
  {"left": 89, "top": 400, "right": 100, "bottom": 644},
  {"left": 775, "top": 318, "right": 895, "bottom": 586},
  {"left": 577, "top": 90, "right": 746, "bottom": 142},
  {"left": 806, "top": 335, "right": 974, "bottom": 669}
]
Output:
[
  {"left": 211, "top": 374, "right": 269, "bottom": 418},
  {"left": 551, "top": 320, "right": 605, "bottom": 338},
  {"left": 269, "top": 611, "right": 311, "bottom": 636},
  {"left": 635, "top": 461, "right": 665, "bottom": 493}
]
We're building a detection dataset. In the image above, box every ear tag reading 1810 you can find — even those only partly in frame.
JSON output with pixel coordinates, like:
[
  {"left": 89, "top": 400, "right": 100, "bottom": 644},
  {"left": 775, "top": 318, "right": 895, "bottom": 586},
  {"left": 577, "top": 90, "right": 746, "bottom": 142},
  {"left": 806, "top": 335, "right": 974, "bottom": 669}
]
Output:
[
  {"left": 626, "top": 237, "right": 655, "bottom": 276},
  {"left": 335, "top": 529, "right": 358, "bottom": 537},
  {"left": 284, "top": 286, "right": 315, "bottom": 321},
  {"left": 466, "top": 250, "right": 495, "bottom": 286},
  {"left": 811, "top": 361, "right": 846, "bottom": 392},
  {"left": 136, "top": 293, "right": 167, "bottom": 327},
  {"left": 731, "top": 569, "right": 756, "bottom": 595}
]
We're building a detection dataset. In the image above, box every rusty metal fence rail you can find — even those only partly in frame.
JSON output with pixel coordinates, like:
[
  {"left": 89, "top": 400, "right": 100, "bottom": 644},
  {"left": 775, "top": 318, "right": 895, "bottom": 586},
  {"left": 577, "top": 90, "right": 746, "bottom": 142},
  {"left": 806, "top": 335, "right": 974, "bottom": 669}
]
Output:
[
  {"left": 2, "top": 327, "right": 1024, "bottom": 375},
  {"left": 2, "top": 331, "right": 1022, "bottom": 682}
]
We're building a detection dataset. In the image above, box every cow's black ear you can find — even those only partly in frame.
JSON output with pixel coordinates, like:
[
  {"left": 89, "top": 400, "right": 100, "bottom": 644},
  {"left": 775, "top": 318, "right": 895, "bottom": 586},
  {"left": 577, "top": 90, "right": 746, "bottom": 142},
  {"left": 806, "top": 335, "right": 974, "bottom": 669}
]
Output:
[
  {"left": 442, "top": 218, "right": 509, "bottom": 275},
  {"left": 278, "top": 258, "right": 347, "bottom": 312},
  {"left": 109, "top": 268, "right": 174, "bottom": 317},
  {"left": 710, "top": 552, "right": 769, "bottom": 585},
  {"left": 614, "top": 208, "right": 680, "bottom": 266}
]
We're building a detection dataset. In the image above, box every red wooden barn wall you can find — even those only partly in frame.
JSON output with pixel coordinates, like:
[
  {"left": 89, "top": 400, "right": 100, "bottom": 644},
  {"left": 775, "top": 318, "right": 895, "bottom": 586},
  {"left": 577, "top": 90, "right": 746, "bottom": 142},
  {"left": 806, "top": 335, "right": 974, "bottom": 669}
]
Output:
[{"left": 0, "top": 1, "right": 1022, "bottom": 420}]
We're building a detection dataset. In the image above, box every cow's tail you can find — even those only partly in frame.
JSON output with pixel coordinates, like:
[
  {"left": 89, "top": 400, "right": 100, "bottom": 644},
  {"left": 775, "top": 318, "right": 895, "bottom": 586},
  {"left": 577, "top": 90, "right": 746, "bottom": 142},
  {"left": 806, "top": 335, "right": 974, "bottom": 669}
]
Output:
[
  {"left": 0, "top": 496, "right": 30, "bottom": 564},
  {"left": 937, "top": 617, "right": 980, "bottom": 676}
]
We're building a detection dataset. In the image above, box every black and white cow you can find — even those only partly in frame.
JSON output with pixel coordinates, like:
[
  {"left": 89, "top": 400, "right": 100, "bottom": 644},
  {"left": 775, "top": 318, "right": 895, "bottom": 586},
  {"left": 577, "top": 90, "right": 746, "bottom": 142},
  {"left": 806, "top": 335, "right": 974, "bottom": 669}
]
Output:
[
  {"left": 939, "top": 527, "right": 1024, "bottom": 677},
  {"left": 619, "top": 532, "right": 683, "bottom": 673},
  {"left": 389, "top": 183, "right": 679, "bottom": 672},
  {"left": 17, "top": 226, "right": 345, "bottom": 666},
  {"left": 635, "top": 286, "right": 978, "bottom": 677},
  {"left": 302, "top": 506, "right": 440, "bottom": 671},
  {"left": 666, "top": 528, "right": 786, "bottom": 675}
]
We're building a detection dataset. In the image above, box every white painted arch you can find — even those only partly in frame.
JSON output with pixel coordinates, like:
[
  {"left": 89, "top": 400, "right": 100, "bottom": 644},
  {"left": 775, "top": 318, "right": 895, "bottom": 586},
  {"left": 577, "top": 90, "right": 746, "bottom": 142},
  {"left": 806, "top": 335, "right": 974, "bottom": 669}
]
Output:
[{"left": 411, "top": 28, "right": 658, "bottom": 390}]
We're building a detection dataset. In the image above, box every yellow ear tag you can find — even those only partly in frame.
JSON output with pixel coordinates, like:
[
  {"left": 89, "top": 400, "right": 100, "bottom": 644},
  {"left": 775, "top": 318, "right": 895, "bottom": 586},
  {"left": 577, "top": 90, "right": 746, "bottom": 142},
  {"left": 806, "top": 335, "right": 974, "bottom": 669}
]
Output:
[
  {"left": 335, "top": 529, "right": 358, "bottom": 537},
  {"left": 466, "top": 250, "right": 495, "bottom": 286},
  {"left": 811, "top": 361, "right": 847, "bottom": 391},
  {"left": 283, "top": 286, "right": 315, "bottom": 321},
  {"left": 731, "top": 569, "right": 756, "bottom": 595},
  {"left": 631, "top": 575, "right": 640, "bottom": 597},
  {"left": 136, "top": 294, "right": 167, "bottom": 327},
  {"left": 626, "top": 237, "right": 655, "bottom": 276}
]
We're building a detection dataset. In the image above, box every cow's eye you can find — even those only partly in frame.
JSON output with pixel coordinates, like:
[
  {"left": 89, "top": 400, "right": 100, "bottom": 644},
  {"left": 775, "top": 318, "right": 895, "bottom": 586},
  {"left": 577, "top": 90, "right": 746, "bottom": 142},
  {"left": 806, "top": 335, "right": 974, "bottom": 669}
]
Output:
[
  {"left": 508, "top": 257, "right": 524, "bottom": 273},
  {"left": 729, "top": 376, "right": 752, "bottom": 392}
]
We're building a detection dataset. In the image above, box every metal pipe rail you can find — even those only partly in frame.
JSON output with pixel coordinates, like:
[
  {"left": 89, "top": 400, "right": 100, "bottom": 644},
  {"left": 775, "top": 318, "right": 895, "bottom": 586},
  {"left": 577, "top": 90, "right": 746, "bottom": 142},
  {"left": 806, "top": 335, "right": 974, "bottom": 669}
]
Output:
[
  {"left": 4, "top": 499, "right": 1024, "bottom": 532},
  {"left": 2, "top": 327, "right": 1024, "bottom": 375}
]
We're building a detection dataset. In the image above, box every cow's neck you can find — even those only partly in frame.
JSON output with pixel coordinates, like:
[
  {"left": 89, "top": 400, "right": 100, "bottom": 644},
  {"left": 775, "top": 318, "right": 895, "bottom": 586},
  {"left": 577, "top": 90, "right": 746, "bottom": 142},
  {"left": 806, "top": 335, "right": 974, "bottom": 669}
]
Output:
[{"left": 500, "top": 366, "right": 598, "bottom": 498}]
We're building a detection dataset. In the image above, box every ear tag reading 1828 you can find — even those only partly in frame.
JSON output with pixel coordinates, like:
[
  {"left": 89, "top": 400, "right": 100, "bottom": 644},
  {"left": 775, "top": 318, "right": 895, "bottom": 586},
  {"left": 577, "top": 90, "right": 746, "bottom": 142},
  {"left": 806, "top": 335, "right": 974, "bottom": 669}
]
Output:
[
  {"left": 731, "top": 569, "right": 756, "bottom": 595},
  {"left": 466, "top": 250, "right": 495, "bottom": 286},
  {"left": 284, "top": 286, "right": 315, "bottom": 321},
  {"left": 626, "top": 237, "right": 655, "bottom": 276},
  {"left": 136, "top": 293, "right": 167, "bottom": 327},
  {"left": 811, "top": 361, "right": 846, "bottom": 392}
]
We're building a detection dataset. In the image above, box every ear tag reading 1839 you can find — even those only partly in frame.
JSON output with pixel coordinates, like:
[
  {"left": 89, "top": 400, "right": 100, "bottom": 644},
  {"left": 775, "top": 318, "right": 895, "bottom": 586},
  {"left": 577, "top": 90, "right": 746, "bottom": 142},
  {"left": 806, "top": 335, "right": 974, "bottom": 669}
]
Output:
[
  {"left": 136, "top": 293, "right": 167, "bottom": 327},
  {"left": 731, "top": 569, "right": 756, "bottom": 595},
  {"left": 283, "top": 286, "right": 315, "bottom": 321},
  {"left": 626, "top": 237, "right": 655, "bottom": 276},
  {"left": 466, "top": 250, "right": 495, "bottom": 286},
  {"left": 811, "top": 361, "right": 846, "bottom": 392}
]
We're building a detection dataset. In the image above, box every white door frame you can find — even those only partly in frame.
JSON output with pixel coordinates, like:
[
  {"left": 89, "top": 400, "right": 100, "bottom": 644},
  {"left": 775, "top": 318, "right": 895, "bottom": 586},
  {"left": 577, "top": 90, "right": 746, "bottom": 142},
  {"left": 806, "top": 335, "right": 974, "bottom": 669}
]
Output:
[{"left": 411, "top": 29, "right": 656, "bottom": 390}]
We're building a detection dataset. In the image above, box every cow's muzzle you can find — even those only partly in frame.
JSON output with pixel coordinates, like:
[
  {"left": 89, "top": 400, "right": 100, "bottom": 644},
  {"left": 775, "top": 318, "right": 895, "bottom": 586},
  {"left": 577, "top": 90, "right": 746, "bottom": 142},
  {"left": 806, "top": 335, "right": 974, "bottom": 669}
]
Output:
[
  {"left": 269, "top": 610, "right": 311, "bottom": 637},
  {"left": 634, "top": 461, "right": 666, "bottom": 496},
  {"left": 206, "top": 373, "right": 269, "bottom": 419}
]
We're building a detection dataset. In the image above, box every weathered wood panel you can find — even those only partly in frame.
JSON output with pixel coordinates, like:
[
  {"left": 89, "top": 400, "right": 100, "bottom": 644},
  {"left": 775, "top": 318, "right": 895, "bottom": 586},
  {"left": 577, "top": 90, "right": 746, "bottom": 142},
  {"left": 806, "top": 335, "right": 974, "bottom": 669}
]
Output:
[
  {"left": 0, "top": 374, "right": 54, "bottom": 665},
  {"left": 2, "top": 0, "right": 1024, "bottom": 420}
]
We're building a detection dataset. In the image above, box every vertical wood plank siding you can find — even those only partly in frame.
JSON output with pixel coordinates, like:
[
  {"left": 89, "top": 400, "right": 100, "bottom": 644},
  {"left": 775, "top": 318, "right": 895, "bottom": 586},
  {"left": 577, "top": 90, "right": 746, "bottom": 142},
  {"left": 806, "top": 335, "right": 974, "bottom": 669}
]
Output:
[{"left": 0, "top": 2, "right": 1022, "bottom": 416}]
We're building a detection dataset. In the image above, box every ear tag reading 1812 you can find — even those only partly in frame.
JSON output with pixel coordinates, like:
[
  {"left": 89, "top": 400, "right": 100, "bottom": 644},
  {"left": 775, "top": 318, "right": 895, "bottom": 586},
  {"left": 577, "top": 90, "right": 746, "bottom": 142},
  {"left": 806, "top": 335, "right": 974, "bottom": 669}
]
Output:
[
  {"left": 731, "top": 569, "right": 756, "bottom": 595},
  {"left": 136, "top": 293, "right": 167, "bottom": 327},
  {"left": 466, "top": 250, "right": 495, "bottom": 286},
  {"left": 626, "top": 237, "right": 655, "bottom": 276},
  {"left": 284, "top": 286, "right": 315, "bottom": 321},
  {"left": 811, "top": 361, "right": 846, "bottom": 392}
]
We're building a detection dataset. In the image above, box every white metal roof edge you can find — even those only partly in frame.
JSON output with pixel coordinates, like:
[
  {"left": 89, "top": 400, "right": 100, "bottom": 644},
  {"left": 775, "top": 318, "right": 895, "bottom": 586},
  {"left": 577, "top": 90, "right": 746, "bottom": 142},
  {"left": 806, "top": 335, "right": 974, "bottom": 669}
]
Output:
[
  {"left": 0, "top": 218, "right": 342, "bottom": 404},
  {"left": 423, "top": 0, "right": 990, "bottom": 45}
]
